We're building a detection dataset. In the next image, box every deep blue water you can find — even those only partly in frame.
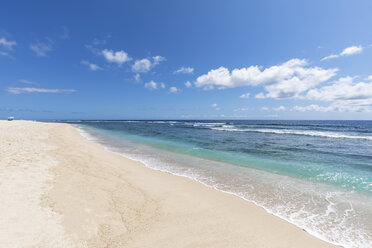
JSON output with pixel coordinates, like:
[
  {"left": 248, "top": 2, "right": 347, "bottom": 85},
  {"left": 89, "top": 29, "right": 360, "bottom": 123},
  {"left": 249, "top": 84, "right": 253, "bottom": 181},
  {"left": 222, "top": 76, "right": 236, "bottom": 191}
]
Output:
[{"left": 63, "top": 120, "right": 372, "bottom": 248}]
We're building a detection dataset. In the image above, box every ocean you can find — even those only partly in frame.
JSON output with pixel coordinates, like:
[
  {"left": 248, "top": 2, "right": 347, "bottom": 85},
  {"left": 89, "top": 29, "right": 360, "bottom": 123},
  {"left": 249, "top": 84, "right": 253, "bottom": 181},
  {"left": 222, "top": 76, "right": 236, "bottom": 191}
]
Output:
[{"left": 65, "top": 120, "right": 372, "bottom": 248}]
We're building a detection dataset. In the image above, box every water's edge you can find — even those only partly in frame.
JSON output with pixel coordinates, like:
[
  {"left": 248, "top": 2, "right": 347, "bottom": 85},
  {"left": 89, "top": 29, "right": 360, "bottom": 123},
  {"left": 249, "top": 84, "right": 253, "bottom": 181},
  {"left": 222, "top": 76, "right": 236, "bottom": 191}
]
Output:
[{"left": 73, "top": 124, "right": 345, "bottom": 248}]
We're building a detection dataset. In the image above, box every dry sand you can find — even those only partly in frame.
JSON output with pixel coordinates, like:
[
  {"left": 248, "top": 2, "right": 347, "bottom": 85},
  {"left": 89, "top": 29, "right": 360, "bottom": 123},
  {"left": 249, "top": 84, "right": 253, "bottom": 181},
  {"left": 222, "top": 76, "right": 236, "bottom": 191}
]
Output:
[{"left": 0, "top": 120, "right": 338, "bottom": 247}]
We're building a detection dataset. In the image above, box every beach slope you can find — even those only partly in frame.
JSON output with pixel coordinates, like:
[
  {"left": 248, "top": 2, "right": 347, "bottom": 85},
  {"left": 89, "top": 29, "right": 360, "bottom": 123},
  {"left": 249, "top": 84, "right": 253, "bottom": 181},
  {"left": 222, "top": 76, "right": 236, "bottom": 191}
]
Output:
[{"left": 0, "top": 121, "right": 337, "bottom": 247}]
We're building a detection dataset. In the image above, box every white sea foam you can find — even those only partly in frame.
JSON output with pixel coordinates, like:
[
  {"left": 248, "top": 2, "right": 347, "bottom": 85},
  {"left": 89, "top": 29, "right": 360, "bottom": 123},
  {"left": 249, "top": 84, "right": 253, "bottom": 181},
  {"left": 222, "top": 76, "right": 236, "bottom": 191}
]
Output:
[
  {"left": 191, "top": 122, "right": 226, "bottom": 127},
  {"left": 147, "top": 121, "right": 180, "bottom": 124},
  {"left": 210, "top": 126, "right": 372, "bottom": 141},
  {"left": 74, "top": 125, "right": 100, "bottom": 142}
]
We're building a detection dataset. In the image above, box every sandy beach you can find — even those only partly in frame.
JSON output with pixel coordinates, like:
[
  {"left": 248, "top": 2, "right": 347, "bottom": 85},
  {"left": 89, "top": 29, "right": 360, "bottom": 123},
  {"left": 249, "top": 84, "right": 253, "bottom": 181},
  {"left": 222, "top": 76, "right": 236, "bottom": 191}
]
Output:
[{"left": 0, "top": 120, "right": 338, "bottom": 248}]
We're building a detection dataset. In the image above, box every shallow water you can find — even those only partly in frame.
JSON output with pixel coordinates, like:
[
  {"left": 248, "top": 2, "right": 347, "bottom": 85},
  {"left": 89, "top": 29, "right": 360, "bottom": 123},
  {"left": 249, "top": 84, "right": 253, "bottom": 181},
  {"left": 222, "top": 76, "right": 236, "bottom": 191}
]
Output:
[{"left": 65, "top": 120, "right": 372, "bottom": 248}]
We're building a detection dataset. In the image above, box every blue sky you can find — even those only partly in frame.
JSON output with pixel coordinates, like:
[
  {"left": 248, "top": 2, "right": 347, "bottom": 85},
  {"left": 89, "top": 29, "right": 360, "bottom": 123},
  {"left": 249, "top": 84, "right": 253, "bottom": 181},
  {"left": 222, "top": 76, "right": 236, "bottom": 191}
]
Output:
[{"left": 1, "top": 0, "right": 372, "bottom": 120}]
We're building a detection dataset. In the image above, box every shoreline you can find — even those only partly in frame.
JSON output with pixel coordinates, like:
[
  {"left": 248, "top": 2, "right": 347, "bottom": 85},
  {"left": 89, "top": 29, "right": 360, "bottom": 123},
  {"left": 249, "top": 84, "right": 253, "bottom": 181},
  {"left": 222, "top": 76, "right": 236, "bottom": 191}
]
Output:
[
  {"left": 76, "top": 125, "right": 343, "bottom": 247},
  {"left": 0, "top": 120, "right": 338, "bottom": 247}
]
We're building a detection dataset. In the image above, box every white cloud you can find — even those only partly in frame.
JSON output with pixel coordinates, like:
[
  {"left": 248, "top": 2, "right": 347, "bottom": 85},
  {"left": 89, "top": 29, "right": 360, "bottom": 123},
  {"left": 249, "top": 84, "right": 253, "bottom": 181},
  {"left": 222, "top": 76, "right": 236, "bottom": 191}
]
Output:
[
  {"left": 273, "top": 106, "right": 286, "bottom": 111},
  {"left": 81, "top": 60, "right": 102, "bottom": 71},
  {"left": 8, "top": 87, "right": 76, "bottom": 94},
  {"left": 240, "top": 93, "right": 250, "bottom": 98},
  {"left": 169, "top": 87, "right": 180, "bottom": 93},
  {"left": 321, "top": 45, "right": 363, "bottom": 61},
  {"left": 153, "top": 56, "right": 166, "bottom": 65},
  {"left": 306, "top": 76, "right": 372, "bottom": 102},
  {"left": 174, "top": 66, "right": 194, "bottom": 74},
  {"left": 293, "top": 103, "right": 371, "bottom": 113},
  {"left": 195, "top": 59, "right": 337, "bottom": 99},
  {"left": 321, "top": 54, "right": 339, "bottom": 61},
  {"left": 295, "top": 76, "right": 372, "bottom": 112},
  {"left": 185, "top": 81, "right": 192, "bottom": 88},
  {"left": 293, "top": 104, "right": 331, "bottom": 112},
  {"left": 89, "top": 64, "right": 101, "bottom": 71},
  {"left": 144, "top": 81, "right": 157, "bottom": 90},
  {"left": 85, "top": 37, "right": 110, "bottom": 54},
  {"left": 102, "top": 49, "right": 131, "bottom": 65},
  {"left": 134, "top": 73, "right": 141, "bottom": 82},
  {"left": 132, "top": 56, "right": 165, "bottom": 73},
  {"left": 132, "top": 58, "right": 152, "bottom": 73},
  {"left": 234, "top": 107, "right": 250, "bottom": 112},
  {"left": 144, "top": 80, "right": 164, "bottom": 90},
  {"left": 30, "top": 41, "right": 53, "bottom": 57},
  {"left": 0, "top": 51, "right": 10, "bottom": 57},
  {"left": 211, "top": 103, "right": 221, "bottom": 110},
  {"left": 255, "top": 93, "right": 265, "bottom": 99},
  {"left": 19, "top": 79, "right": 36, "bottom": 84},
  {"left": 258, "top": 106, "right": 286, "bottom": 111},
  {"left": 92, "top": 38, "right": 107, "bottom": 46},
  {"left": 340, "top": 46, "right": 363, "bottom": 56},
  {"left": 0, "top": 37, "right": 16, "bottom": 50}
]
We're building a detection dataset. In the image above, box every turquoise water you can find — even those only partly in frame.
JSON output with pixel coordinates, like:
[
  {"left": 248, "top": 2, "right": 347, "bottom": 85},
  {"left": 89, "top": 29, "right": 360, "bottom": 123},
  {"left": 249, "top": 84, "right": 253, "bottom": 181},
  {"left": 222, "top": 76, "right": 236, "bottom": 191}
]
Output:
[{"left": 67, "top": 120, "right": 372, "bottom": 248}]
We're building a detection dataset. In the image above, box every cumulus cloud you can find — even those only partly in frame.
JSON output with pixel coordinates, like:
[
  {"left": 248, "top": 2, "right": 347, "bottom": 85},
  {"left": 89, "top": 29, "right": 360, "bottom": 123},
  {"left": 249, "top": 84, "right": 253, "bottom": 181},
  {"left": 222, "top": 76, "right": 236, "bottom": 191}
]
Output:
[
  {"left": 185, "top": 81, "right": 192, "bottom": 88},
  {"left": 195, "top": 59, "right": 337, "bottom": 99},
  {"left": 132, "top": 58, "right": 152, "bottom": 73},
  {"left": 132, "top": 56, "right": 165, "bottom": 73},
  {"left": 321, "top": 45, "right": 363, "bottom": 61},
  {"left": 81, "top": 60, "right": 102, "bottom": 71},
  {"left": 144, "top": 80, "right": 165, "bottom": 90},
  {"left": 240, "top": 93, "right": 250, "bottom": 98},
  {"left": 144, "top": 81, "right": 157, "bottom": 90},
  {"left": 169, "top": 87, "right": 180, "bottom": 93},
  {"left": 0, "top": 37, "right": 16, "bottom": 50},
  {"left": 306, "top": 76, "right": 372, "bottom": 102},
  {"left": 174, "top": 66, "right": 194, "bottom": 74},
  {"left": 152, "top": 55, "right": 166, "bottom": 65},
  {"left": 292, "top": 76, "right": 372, "bottom": 112},
  {"left": 8, "top": 87, "right": 76, "bottom": 94},
  {"left": 30, "top": 41, "right": 53, "bottom": 57},
  {"left": 102, "top": 49, "right": 131, "bottom": 65}
]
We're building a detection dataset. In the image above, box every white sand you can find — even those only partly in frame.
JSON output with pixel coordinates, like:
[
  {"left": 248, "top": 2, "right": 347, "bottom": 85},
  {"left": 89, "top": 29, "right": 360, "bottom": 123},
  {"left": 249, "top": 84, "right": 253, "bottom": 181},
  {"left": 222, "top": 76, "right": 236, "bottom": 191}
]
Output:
[
  {"left": 0, "top": 121, "right": 338, "bottom": 247},
  {"left": 0, "top": 121, "right": 74, "bottom": 247}
]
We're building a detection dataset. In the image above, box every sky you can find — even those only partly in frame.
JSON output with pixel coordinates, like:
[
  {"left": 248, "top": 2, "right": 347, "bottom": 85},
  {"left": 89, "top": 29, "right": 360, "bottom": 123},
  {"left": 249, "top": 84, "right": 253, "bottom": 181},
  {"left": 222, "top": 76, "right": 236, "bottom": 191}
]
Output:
[{"left": 1, "top": 0, "right": 372, "bottom": 120}]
